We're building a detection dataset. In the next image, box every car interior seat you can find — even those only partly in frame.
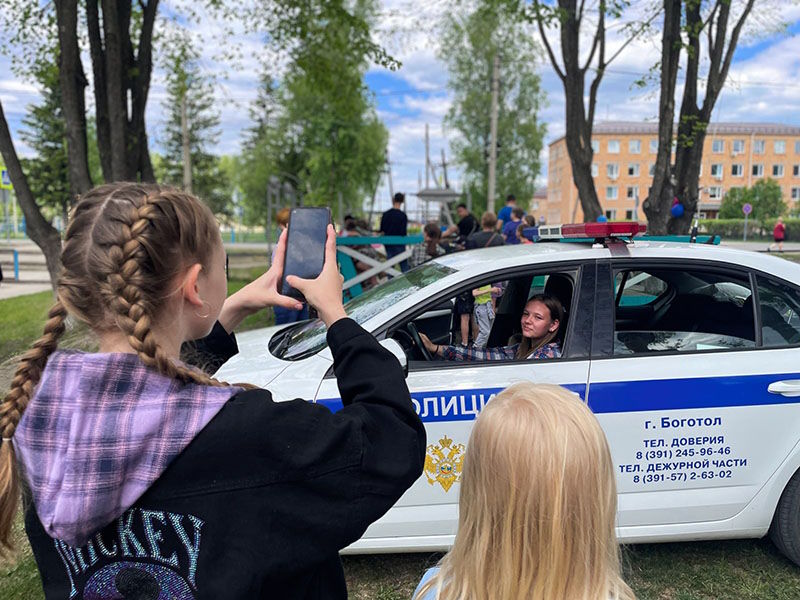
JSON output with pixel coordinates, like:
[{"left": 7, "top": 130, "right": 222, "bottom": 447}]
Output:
[{"left": 543, "top": 273, "right": 573, "bottom": 344}]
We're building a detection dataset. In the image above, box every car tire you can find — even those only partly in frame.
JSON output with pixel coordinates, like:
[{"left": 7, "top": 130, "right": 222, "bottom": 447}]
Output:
[{"left": 770, "top": 467, "right": 800, "bottom": 565}]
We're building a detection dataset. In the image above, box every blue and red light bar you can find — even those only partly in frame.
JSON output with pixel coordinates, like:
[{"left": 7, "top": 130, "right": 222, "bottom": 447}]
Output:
[{"left": 522, "top": 222, "right": 647, "bottom": 243}]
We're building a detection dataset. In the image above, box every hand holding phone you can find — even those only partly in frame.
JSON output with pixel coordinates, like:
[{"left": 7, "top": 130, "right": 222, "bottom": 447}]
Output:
[
  {"left": 280, "top": 208, "right": 331, "bottom": 300},
  {"left": 285, "top": 224, "right": 346, "bottom": 327}
]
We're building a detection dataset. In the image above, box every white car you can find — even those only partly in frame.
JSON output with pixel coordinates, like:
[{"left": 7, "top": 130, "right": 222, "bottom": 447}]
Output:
[{"left": 216, "top": 224, "right": 800, "bottom": 565}]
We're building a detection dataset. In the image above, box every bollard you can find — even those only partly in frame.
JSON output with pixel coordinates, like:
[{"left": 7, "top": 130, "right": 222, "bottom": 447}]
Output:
[{"left": 13, "top": 249, "right": 19, "bottom": 280}]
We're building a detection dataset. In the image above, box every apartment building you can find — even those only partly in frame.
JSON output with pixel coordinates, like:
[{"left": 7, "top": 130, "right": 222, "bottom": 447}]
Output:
[{"left": 546, "top": 122, "right": 800, "bottom": 223}]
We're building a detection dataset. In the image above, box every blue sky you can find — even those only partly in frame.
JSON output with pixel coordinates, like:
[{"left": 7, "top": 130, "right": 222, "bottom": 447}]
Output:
[{"left": 1, "top": 2, "right": 799, "bottom": 220}]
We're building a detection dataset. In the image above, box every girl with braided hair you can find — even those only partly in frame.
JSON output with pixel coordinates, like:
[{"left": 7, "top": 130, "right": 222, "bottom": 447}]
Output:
[{"left": 0, "top": 183, "right": 424, "bottom": 600}]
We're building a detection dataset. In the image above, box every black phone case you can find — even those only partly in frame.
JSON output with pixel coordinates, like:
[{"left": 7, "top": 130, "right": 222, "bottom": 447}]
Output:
[{"left": 280, "top": 207, "right": 330, "bottom": 300}]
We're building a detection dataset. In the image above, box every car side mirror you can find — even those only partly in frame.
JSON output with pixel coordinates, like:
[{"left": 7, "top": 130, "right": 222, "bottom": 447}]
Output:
[{"left": 379, "top": 338, "right": 408, "bottom": 378}]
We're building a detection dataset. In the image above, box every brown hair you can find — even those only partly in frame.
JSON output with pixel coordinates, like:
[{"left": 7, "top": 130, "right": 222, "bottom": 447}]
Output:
[
  {"left": 0, "top": 182, "right": 234, "bottom": 554},
  {"left": 480, "top": 211, "right": 497, "bottom": 230},
  {"left": 423, "top": 222, "right": 441, "bottom": 257},
  {"left": 276, "top": 207, "right": 291, "bottom": 228},
  {"left": 515, "top": 294, "right": 563, "bottom": 359}
]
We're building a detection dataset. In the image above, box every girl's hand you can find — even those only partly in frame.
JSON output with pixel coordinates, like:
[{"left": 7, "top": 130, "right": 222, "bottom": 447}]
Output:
[
  {"left": 286, "top": 225, "right": 347, "bottom": 328},
  {"left": 218, "top": 229, "right": 304, "bottom": 332},
  {"left": 418, "top": 332, "right": 437, "bottom": 353}
]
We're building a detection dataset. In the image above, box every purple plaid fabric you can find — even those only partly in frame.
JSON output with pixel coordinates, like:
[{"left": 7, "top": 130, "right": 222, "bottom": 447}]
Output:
[
  {"left": 14, "top": 350, "right": 240, "bottom": 547},
  {"left": 440, "top": 341, "right": 561, "bottom": 361}
]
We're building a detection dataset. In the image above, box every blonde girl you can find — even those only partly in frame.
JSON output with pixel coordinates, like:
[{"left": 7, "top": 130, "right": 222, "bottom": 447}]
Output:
[
  {"left": 0, "top": 183, "right": 424, "bottom": 600},
  {"left": 414, "top": 383, "right": 635, "bottom": 600}
]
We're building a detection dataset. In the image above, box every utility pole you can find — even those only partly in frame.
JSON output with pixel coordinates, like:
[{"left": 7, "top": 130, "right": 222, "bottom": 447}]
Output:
[
  {"left": 181, "top": 92, "right": 192, "bottom": 193},
  {"left": 425, "top": 124, "right": 430, "bottom": 189},
  {"left": 441, "top": 149, "right": 450, "bottom": 189},
  {"left": 487, "top": 53, "right": 500, "bottom": 213},
  {"left": 386, "top": 148, "right": 394, "bottom": 200}
]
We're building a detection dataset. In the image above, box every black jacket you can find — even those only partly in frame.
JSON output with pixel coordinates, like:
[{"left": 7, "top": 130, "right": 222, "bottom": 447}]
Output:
[{"left": 25, "top": 318, "right": 425, "bottom": 599}]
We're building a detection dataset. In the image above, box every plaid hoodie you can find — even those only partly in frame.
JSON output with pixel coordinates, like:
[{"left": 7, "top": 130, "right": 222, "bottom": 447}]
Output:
[{"left": 14, "top": 350, "right": 240, "bottom": 548}]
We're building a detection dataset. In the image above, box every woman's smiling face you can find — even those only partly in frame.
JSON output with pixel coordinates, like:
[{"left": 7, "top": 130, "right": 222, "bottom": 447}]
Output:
[{"left": 520, "top": 299, "right": 558, "bottom": 340}]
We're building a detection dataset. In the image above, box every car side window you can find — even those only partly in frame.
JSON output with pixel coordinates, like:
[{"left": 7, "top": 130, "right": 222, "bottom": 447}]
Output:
[
  {"left": 613, "top": 267, "right": 755, "bottom": 355},
  {"left": 757, "top": 276, "right": 800, "bottom": 347}
]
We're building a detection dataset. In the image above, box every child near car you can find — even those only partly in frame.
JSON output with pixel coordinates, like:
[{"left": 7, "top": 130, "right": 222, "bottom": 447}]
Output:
[
  {"left": 0, "top": 183, "right": 425, "bottom": 600},
  {"left": 471, "top": 281, "right": 505, "bottom": 348},
  {"left": 413, "top": 383, "right": 635, "bottom": 600}
]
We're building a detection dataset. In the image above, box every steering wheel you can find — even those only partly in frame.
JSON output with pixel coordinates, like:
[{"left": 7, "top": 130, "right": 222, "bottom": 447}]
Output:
[{"left": 406, "top": 322, "right": 433, "bottom": 361}]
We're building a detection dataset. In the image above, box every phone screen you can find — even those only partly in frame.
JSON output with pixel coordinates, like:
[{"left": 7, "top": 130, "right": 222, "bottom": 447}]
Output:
[{"left": 280, "top": 207, "right": 331, "bottom": 300}]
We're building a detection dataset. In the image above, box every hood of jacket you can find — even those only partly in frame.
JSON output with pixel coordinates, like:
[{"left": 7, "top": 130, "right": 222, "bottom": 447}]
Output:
[{"left": 13, "top": 350, "right": 240, "bottom": 547}]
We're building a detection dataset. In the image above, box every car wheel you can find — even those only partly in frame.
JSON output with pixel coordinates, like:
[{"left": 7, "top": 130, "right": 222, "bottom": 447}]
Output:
[{"left": 770, "top": 467, "right": 800, "bottom": 565}]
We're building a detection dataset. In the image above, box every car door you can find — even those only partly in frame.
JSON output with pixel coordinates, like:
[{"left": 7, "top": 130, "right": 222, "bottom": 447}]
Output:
[
  {"left": 314, "top": 262, "right": 595, "bottom": 550},
  {"left": 587, "top": 258, "right": 800, "bottom": 536}
]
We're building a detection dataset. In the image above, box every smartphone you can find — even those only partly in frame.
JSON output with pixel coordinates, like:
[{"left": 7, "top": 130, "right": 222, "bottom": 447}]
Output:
[{"left": 280, "top": 207, "right": 331, "bottom": 300}]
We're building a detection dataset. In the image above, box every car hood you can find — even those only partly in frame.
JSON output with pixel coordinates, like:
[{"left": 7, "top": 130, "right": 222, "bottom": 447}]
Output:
[{"left": 215, "top": 324, "right": 294, "bottom": 387}]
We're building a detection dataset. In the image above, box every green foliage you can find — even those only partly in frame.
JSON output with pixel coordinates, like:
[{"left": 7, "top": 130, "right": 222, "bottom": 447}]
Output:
[
  {"left": 697, "top": 218, "right": 800, "bottom": 241},
  {"left": 236, "top": 2, "right": 388, "bottom": 226},
  {"left": 439, "top": 0, "right": 547, "bottom": 213},
  {"left": 718, "top": 179, "right": 786, "bottom": 221},
  {"left": 157, "top": 31, "right": 231, "bottom": 217}
]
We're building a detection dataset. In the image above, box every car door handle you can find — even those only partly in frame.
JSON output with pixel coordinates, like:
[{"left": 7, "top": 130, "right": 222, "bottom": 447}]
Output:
[{"left": 767, "top": 380, "right": 800, "bottom": 397}]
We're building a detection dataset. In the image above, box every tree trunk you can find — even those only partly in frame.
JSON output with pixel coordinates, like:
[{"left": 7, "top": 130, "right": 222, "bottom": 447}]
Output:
[
  {"left": 643, "top": 0, "right": 682, "bottom": 235},
  {"left": 101, "top": 0, "right": 128, "bottom": 181},
  {"left": 55, "top": 0, "right": 93, "bottom": 196},
  {"left": 0, "top": 101, "right": 62, "bottom": 290},
  {"left": 86, "top": 0, "right": 112, "bottom": 182},
  {"left": 131, "top": 0, "right": 158, "bottom": 183}
]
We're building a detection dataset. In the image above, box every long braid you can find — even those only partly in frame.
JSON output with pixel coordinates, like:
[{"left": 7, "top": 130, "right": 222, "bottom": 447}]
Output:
[
  {"left": 0, "top": 300, "right": 68, "bottom": 554},
  {"left": 104, "top": 196, "right": 232, "bottom": 389}
]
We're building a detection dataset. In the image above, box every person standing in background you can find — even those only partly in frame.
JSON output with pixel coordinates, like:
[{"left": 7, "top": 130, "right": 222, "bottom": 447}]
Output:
[
  {"left": 502, "top": 207, "right": 525, "bottom": 244},
  {"left": 496, "top": 194, "right": 516, "bottom": 232},
  {"left": 443, "top": 203, "right": 479, "bottom": 244},
  {"left": 769, "top": 217, "right": 786, "bottom": 253},
  {"left": 380, "top": 192, "right": 409, "bottom": 272},
  {"left": 273, "top": 207, "right": 309, "bottom": 324}
]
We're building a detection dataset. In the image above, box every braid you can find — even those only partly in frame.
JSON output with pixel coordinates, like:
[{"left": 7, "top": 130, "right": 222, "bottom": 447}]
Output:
[
  {"left": 104, "top": 197, "right": 232, "bottom": 389},
  {"left": 0, "top": 300, "right": 67, "bottom": 554}
]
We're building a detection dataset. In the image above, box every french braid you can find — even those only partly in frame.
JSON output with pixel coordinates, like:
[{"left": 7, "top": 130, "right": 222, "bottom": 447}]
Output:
[{"left": 0, "top": 300, "right": 68, "bottom": 554}]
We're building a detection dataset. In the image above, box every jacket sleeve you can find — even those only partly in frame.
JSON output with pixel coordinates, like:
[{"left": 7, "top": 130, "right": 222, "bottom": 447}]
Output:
[{"left": 179, "top": 321, "right": 239, "bottom": 374}]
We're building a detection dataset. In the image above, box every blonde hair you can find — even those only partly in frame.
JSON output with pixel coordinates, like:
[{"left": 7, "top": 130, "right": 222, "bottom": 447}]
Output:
[
  {"left": 416, "top": 383, "right": 634, "bottom": 600},
  {"left": 0, "top": 182, "right": 236, "bottom": 555}
]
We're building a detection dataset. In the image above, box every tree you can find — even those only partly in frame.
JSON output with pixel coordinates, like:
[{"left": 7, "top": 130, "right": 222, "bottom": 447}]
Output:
[
  {"left": 439, "top": 1, "right": 546, "bottom": 214},
  {"left": 237, "top": 1, "right": 389, "bottom": 224},
  {"left": 718, "top": 180, "right": 785, "bottom": 221},
  {"left": 158, "top": 32, "right": 231, "bottom": 216},
  {"left": 19, "top": 61, "right": 70, "bottom": 226},
  {"left": 644, "top": 0, "right": 755, "bottom": 234},
  {"left": 525, "top": 0, "right": 656, "bottom": 221}
]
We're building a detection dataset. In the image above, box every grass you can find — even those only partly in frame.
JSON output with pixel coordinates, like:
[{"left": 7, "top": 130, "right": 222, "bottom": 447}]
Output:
[{"left": 4, "top": 264, "right": 800, "bottom": 598}]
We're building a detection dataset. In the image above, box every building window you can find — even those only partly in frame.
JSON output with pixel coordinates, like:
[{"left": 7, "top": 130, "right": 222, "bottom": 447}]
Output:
[
  {"left": 792, "top": 187, "right": 800, "bottom": 201},
  {"left": 591, "top": 163, "right": 599, "bottom": 177},
  {"left": 625, "top": 210, "right": 634, "bottom": 220},
  {"left": 752, "top": 164, "right": 764, "bottom": 177},
  {"left": 796, "top": 141, "right": 800, "bottom": 154},
  {"left": 649, "top": 139, "right": 658, "bottom": 153},
  {"left": 754, "top": 140, "right": 765, "bottom": 154},
  {"left": 731, "top": 164, "right": 743, "bottom": 177},
  {"left": 591, "top": 140, "right": 599, "bottom": 153},
  {"left": 605, "top": 209, "right": 617, "bottom": 220},
  {"left": 608, "top": 140, "right": 620, "bottom": 153},
  {"left": 628, "top": 163, "right": 640, "bottom": 177},
  {"left": 773, "top": 164, "right": 785, "bottom": 177},
  {"left": 732, "top": 139, "right": 745, "bottom": 154},
  {"left": 648, "top": 163, "right": 655, "bottom": 177},
  {"left": 712, "top": 139, "right": 724, "bottom": 153},
  {"left": 629, "top": 139, "right": 641, "bottom": 154},
  {"left": 708, "top": 186, "right": 723, "bottom": 201},
  {"left": 607, "top": 163, "right": 619, "bottom": 179},
  {"left": 627, "top": 186, "right": 638, "bottom": 199},
  {"left": 793, "top": 164, "right": 799, "bottom": 177},
  {"left": 606, "top": 186, "right": 618, "bottom": 200},
  {"left": 711, "top": 164, "right": 723, "bottom": 178},
  {"left": 775, "top": 140, "right": 786, "bottom": 154}
]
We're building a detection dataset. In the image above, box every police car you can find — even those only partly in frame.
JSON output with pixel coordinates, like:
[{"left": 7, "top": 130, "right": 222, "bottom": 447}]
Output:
[{"left": 216, "top": 222, "right": 800, "bottom": 565}]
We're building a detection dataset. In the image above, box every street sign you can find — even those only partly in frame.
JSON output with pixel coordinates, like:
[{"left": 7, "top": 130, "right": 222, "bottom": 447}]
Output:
[
  {"left": 0, "top": 168, "right": 12, "bottom": 190},
  {"left": 742, "top": 203, "right": 752, "bottom": 216}
]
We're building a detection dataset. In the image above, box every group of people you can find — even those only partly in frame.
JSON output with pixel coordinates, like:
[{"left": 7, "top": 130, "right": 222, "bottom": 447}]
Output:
[{"left": 0, "top": 182, "right": 633, "bottom": 599}]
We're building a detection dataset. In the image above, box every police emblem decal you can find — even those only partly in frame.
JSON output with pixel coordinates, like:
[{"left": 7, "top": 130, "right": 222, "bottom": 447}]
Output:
[{"left": 423, "top": 435, "right": 465, "bottom": 492}]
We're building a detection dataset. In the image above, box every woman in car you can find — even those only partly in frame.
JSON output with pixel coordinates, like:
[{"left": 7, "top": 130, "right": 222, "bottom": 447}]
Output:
[{"left": 419, "top": 294, "right": 562, "bottom": 361}]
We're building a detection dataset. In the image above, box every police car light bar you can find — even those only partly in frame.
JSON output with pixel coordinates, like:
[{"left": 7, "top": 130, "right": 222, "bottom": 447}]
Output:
[{"left": 561, "top": 222, "right": 647, "bottom": 238}]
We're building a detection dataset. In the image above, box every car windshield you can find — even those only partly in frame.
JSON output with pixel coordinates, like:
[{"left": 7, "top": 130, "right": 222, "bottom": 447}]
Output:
[{"left": 271, "top": 261, "right": 457, "bottom": 360}]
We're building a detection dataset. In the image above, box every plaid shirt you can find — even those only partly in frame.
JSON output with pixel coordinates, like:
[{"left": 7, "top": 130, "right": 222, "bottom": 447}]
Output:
[
  {"left": 440, "top": 341, "right": 561, "bottom": 362},
  {"left": 14, "top": 349, "right": 240, "bottom": 546},
  {"left": 409, "top": 242, "right": 445, "bottom": 268}
]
